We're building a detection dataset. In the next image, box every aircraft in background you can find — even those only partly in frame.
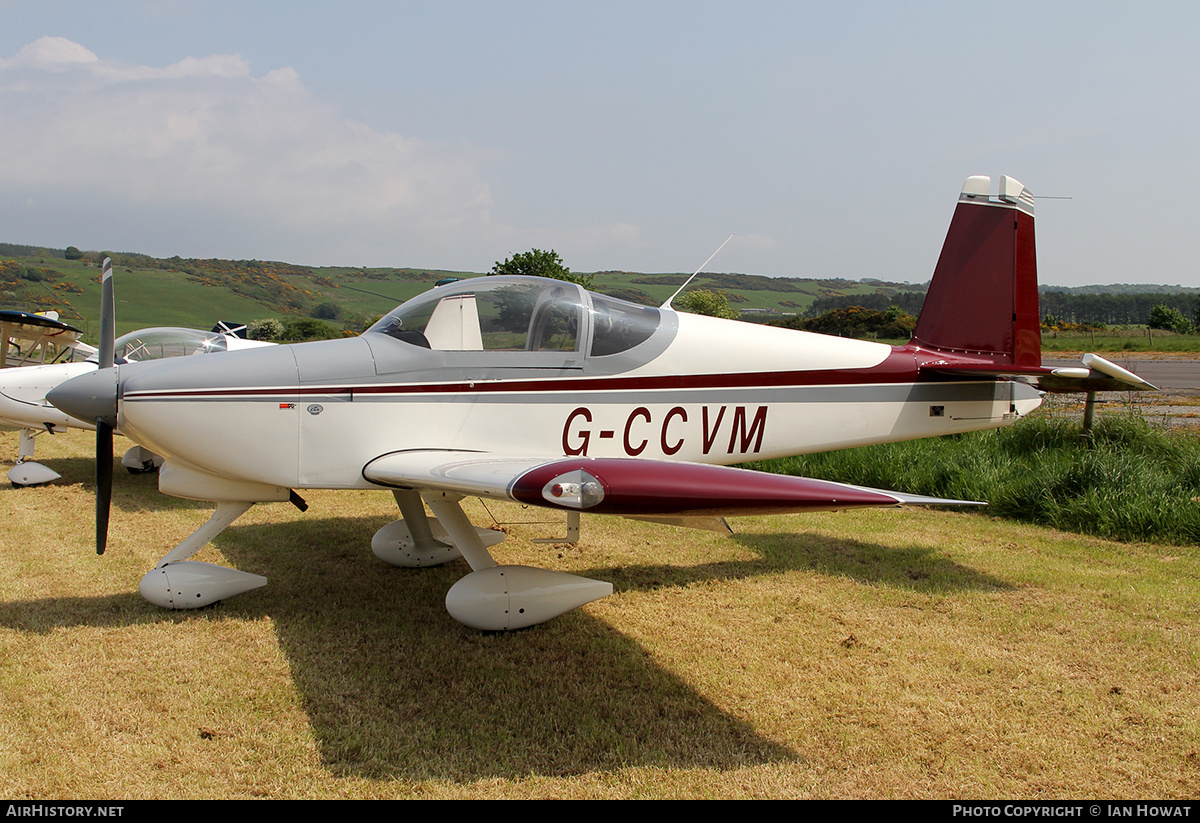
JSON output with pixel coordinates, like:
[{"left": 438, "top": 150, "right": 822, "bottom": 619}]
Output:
[
  {"left": 1, "top": 310, "right": 96, "bottom": 368},
  {"left": 2, "top": 306, "right": 273, "bottom": 485},
  {"left": 50, "top": 176, "right": 1155, "bottom": 630}
]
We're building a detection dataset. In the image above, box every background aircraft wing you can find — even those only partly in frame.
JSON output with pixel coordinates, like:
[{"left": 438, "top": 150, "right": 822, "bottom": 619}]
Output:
[
  {"left": 0, "top": 310, "right": 89, "bottom": 367},
  {"left": 362, "top": 450, "right": 983, "bottom": 518}
]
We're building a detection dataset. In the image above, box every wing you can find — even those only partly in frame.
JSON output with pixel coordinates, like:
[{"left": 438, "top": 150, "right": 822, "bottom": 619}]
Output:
[
  {"left": 0, "top": 310, "right": 88, "bottom": 367},
  {"left": 362, "top": 450, "right": 983, "bottom": 518}
]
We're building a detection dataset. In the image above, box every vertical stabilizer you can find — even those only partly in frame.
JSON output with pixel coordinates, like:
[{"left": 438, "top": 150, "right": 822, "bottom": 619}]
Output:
[{"left": 910, "top": 175, "right": 1040, "bottom": 367}]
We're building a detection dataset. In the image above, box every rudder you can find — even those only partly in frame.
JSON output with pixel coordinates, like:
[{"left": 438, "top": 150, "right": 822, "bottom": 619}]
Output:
[{"left": 910, "top": 175, "right": 1040, "bottom": 367}]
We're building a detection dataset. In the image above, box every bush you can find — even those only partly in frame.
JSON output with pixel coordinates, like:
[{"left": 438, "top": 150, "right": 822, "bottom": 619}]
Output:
[
  {"left": 247, "top": 318, "right": 284, "bottom": 341},
  {"left": 1148, "top": 304, "right": 1193, "bottom": 334},
  {"left": 675, "top": 289, "right": 740, "bottom": 319},
  {"left": 281, "top": 317, "right": 340, "bottom": 342}
]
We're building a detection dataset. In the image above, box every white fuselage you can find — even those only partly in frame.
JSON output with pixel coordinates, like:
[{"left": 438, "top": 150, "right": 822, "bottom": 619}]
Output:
[
  {"left": 0, "top": 361, "right": 98, "bottom": 432},
  {"left": 114, "top": 311, "right": 1042, "bottom": 501}
]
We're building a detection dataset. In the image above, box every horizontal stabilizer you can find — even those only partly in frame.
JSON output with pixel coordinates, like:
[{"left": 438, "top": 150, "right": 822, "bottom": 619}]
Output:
[
  {"left": 927, "top": 353, "right": 1157, "bottom": 393},
  {"left": 1037, "top": 353, "right": 1158, "bottom": 393}
]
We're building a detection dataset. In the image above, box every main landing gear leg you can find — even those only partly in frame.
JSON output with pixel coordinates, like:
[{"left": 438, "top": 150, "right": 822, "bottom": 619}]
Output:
[
  {"left": 138, "top": 501, "right": 267, "bottom": 609},
  {"left": 370, "top": 488, "right": 500, "bottom": 567},
  {"left": 421, "top": 491, "right": 612, "bottom": 631}
]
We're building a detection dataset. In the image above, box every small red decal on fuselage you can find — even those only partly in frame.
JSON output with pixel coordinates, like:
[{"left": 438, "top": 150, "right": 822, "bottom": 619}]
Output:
[{"left": 563, "top": 405, "right": 767, "bottom": 457}]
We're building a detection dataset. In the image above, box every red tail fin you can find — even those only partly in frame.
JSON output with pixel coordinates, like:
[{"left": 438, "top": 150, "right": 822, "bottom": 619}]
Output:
[{"left": 910, "top": 175, "right": 1040, "bottom": 368}]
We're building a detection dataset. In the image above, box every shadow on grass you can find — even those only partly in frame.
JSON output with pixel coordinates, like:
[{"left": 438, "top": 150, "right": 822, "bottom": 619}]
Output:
[
  {"left": 0, "top": 592, "right": 152, "bottom": 632},
  {"left": 0, "top": 506, "right": 1009, "bottom": 781},
  {"left": 2, "top": 455, "right": 211, "bottom": 513},
  {"left": 0, "top": 514, "right": 798, "bottom": 781},
  {"left": 728, "top": 529, "right": 1012, "bottom": 592},
  {"left": 3, "top": 455, "right": 97, "bottom": 486},
  {"left": 574, "top": 527, "right": 1010, "bottom": 595},
  {"left": 224, "top": 516, "right": 798, "bottom": 780}
]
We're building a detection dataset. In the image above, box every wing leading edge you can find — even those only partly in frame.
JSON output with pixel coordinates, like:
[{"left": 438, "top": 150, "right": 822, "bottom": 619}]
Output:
[{"left": 362, "top": 450, "right": 983, "bottom": 518}]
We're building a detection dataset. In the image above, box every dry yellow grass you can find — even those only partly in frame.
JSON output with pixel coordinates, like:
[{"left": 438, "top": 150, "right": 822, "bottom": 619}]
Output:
[{"left": 0, "top": 430, "right": 1197, "bottom": 799}]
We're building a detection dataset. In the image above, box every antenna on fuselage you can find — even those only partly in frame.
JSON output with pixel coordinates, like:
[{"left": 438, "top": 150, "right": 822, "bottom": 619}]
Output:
[{"left": 661, "top": 234, "right": 734, "bottom": 309}]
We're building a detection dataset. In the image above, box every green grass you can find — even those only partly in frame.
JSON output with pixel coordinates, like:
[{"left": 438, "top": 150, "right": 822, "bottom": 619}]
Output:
[
  {"left": 752, "top": 414, "right": 1200, "bottom": 545},
  {"left": 1041, "top": 330, "right": 1200, "bottom": 353},
  {"left": 2, "top": 430, "right": 1199, "bottom": 798}
]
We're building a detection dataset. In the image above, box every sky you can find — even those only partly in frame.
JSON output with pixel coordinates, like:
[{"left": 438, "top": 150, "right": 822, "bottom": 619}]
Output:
[{"left": 0, "top": 1, "right": 1196, "bottom": 287}]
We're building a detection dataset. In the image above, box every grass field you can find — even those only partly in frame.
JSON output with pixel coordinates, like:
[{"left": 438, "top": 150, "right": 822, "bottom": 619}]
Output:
[
  {"left": 755, "top": 414, "right": 1200, "bottom": 546},
  {"left": 1041, "top": 328, "right": 1200, "bottom": 354},
  {"left": 1, "top": 430, "right": 1197, "bottom": 799}
]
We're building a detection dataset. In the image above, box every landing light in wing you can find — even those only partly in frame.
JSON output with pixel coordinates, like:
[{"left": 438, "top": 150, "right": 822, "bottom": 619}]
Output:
[{"left": 543, "top": 470, "right": 605, "bottom": 508}]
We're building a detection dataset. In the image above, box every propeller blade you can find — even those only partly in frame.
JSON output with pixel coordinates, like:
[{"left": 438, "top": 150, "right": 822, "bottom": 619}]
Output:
[
  {"left": 97, "top": 257, "right": 116, "bottom": 554},
  {"left": 96, "top": 420, "right": 113, "bottom": 555},
  {"left": 98, "top": 257, "right": 115, "bottom": 369}
]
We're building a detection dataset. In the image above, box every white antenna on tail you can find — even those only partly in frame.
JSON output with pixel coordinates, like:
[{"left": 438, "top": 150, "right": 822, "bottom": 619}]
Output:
[{"left": 662, "top": 234, "right": 734, "bottom": 309}]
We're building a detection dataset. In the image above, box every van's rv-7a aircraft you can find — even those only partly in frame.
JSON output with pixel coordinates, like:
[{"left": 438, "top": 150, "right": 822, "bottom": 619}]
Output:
[{"left": 49, "top": 175, "right": 1154, "bottom": 631}]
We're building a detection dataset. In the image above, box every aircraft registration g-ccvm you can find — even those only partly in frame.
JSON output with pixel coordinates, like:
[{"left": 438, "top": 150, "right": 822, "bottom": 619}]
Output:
[{"left": 48, "top": 174, "right": 1155, "bottom": 631}]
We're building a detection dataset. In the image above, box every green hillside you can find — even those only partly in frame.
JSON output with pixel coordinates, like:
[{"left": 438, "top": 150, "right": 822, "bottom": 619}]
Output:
[
  {"left": 0, "top": 250, "right": 479, "bottom": 339},
  {"left": 0, "top": 244, "right": 923, "bottom": 342},
  {"left": 9, "top": 242, "right": 1194, "bottom": 348}
]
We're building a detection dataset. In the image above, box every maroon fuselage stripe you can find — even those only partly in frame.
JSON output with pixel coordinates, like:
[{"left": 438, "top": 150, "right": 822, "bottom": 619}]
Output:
[
  {"left": 123, "top": 368, "right": 920, "bottom": 400},
  {"left": 121, "top": 347, "right": 1053, "bottom": 402},
  {"left": 125, "top": 351, "right": 931, "bottom": 400}
]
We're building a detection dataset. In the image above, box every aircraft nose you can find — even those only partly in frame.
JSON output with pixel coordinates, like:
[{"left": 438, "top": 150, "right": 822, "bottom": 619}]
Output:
[{"left": 47, "top": 367, "right": 118, "bottom": 425}]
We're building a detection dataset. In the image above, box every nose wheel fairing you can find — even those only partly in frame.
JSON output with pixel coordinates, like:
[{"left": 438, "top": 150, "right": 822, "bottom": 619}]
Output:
[{"left": 140, "top": 561, "right": 267, "bottom": 609}]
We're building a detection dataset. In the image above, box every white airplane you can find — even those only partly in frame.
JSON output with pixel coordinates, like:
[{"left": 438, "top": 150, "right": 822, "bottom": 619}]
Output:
[
  {"left": 2, "top": 278, "right": 273, "bottom": 485},
  {"left": 49, "top": 175, "right": 1155, "bottom": 630}
]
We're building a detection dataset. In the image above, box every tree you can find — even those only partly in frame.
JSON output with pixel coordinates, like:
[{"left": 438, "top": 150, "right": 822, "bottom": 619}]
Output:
[
  {"left": 491, "top": 249, "right": 592, "bottom": 289},
  {"left": 1148, "top": 304, "right": 1193, "bottom": 335},
  {"left": 792, "top": 305, "right": 916, "bottom": 339},
  {"left": 64, "top": 246, "right": 83, "bottom": 260},
  {"left": 280, "top": 317, "right": 341, "bottom": 342},
  {"left": 675, "top": 289, "right": 740, "bottom": 319},
  {"left": 313, "top": 301, "right": 341, "bottom": 321}
]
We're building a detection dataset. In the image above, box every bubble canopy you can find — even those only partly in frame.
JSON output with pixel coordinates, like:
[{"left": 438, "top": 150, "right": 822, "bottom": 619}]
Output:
[
  {"left": 367, "top": 276, "right": 664, "bottom": 358},
  {"left": 93, "top": 328, "right": 237, "bottom": 364}
]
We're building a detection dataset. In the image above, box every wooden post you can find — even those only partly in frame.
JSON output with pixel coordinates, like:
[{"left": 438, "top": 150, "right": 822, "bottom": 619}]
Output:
[{"left": 1081, "top": 390, "right": 1097, "bottom": 446}]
